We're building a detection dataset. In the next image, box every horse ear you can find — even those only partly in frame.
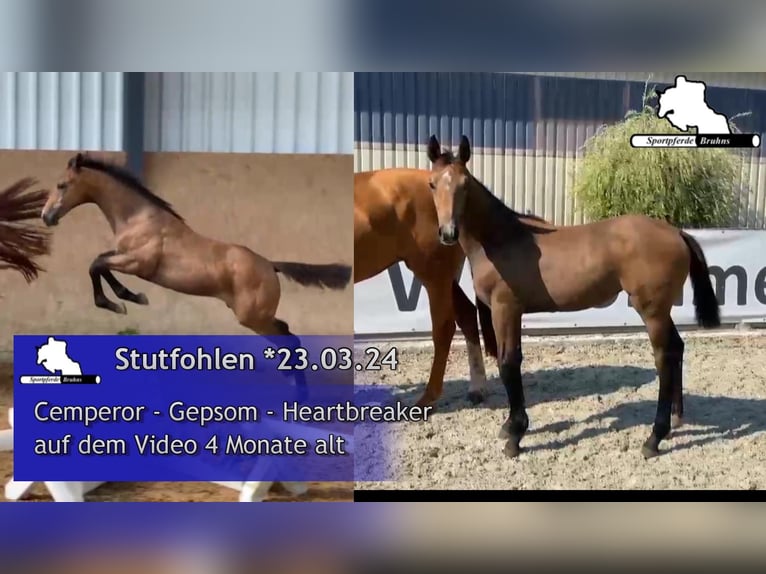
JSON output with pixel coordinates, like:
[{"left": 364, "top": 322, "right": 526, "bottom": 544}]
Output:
[
  {"left": 69, "top": 153, "right": 84, "bottom": 171},
  {"left": 427, "top": 135, "right": 441, "bottom": 163},
  {"left": 458, "top": 135, "right": 471, "bottom": 164}
]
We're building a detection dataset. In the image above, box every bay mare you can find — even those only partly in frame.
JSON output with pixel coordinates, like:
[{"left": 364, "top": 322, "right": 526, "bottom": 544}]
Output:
[
  {"left": 354, "top": 168, "right": 497, "bottom": 407},
  {"left": 427, "top": 135, "right": 720, "bottom": 459},
  {"left": 40, "top": 153, "right": 352, "bottom": 391},
  {"left": 0, "top": 177, "right": 50, "bottom": 281}
]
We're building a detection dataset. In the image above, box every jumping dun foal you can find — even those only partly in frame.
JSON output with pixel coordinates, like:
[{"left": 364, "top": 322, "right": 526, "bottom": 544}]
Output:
[
  {"left": 41, "top": 154, "right": 351, "bottom": 387},
  {"left": 426, "top": 135, "right": 721, "bottom": 459}
]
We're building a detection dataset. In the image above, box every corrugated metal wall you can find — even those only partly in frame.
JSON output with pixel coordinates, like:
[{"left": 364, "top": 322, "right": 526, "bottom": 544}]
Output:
[
  {"left": 144, "top": 72, "right": 354, "bottom": 154},
  {"left": 354, "top": 72, "right": 766, "bottom": 229},
  {"left": 529, "top": 72, "right": 766, "bottom": 91},
  {"left": 0, "top": 72, "right": 123, "bottom": 150}
]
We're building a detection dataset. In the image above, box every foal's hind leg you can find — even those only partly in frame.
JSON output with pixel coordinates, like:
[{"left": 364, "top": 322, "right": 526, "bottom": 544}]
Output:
[
  {"left": 668, "top": 323, "right": 685, "bottom": 429},
  {"left": 269, "top": 318, "right": 307, "bottom": 393},
  {"left": 640, "top": 312, "right": 678, "bottom": 459},
  {"left": 240, "top": 316, "right": 307, "bottom": 399}
]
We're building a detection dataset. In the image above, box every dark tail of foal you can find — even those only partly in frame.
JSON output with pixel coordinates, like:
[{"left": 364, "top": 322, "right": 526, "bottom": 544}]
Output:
[
  {"left": 0, "top": 178, "right": 51, "bottom": 282},
  {"left": 273, "top": 261, "right": 351, "bottom": 290},
  {"left": 680, "top": 231, "right": 720, "bottom": 329}
]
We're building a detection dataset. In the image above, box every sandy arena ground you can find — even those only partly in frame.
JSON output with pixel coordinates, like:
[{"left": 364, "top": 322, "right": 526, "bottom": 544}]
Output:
[
  {"left": 0, "top": 363, "right": 352, "bottom": 502},
  {"left": 355, "top": 330, "right": 766, "bottom": 490}
]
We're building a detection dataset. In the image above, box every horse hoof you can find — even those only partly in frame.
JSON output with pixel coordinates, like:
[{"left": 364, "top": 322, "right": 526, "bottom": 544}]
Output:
[
  {"left": 498, "top": 420, "right": 510, "bottom": 439},
  {"left": 96, "top": 298, "right": 127, "bottom": 314},
  {"left": 641, "top": 443, "right": 660, "bottom": 460},
  {"left": 134, "top": 293, "right": 149, "bottom": 305},
  {"left": 105, "top": 302, "right": 127, "bottom": 314},
  {"left": 671, "top": 414, "right": 683, "bottom": 429},
  {"left": 466, "top": 391, "right": 484, "bottom": 405},
  {"left": 503, "top": 440, "right": 521, "bottom": 458}
]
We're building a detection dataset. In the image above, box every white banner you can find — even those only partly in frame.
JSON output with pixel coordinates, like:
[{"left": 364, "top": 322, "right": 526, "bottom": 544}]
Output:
[{"left": 354, "top": 229, "right": 766, "bottom": 335}]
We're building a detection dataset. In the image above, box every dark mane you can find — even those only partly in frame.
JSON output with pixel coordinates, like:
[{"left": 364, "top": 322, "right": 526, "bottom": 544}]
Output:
[
  {"left": 520, "top": 210, "right": 549, "bottom": 224},
  {"left": 466, "top": 173, "right": 554, "bottom": 235},
  {"left": 75, "top": 156, "right": 184, "bottom": 221}
]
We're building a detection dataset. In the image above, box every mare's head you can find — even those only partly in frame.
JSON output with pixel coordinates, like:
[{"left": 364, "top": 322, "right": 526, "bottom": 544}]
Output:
[
  {"left": 41, "top": 153, "right": 96, "bottom": 226},
  {"left": 426, "top": 134, "right": 472, "bottom": 246}
]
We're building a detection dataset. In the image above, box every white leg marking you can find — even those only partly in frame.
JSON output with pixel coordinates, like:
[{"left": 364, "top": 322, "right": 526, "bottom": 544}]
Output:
[{"left": 466, "top": 340, "right": 487, "bottom": 394}]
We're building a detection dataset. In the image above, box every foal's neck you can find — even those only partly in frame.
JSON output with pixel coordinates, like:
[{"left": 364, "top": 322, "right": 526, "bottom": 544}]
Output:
[
  {"left": 461, "top": 178, "right": 534, "bottom": 250},
  {"left": 88, "top": 174, "right": 162, "bottom": 234}
]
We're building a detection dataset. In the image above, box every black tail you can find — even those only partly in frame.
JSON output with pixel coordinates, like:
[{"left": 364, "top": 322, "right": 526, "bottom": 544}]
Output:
[
  {"left": 680, "top": 231, "right": 720, "bottom": 329},
  {"left": 273, "top": 261, "right": 351, "bottom": 290},
  {"left": 476, "top": 297, "right": 497, "bottom": 359}
]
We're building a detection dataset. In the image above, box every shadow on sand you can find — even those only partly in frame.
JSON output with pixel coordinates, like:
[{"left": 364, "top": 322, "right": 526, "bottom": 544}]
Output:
[
  {"left": 390, "top": 365, "right": 766, "bottom": 453},
  {"left": 528, "top": 394, "right": 766, "bottom": 454},
  {"left": 395, "top": 364, "right": 657, "bottom": 414}
]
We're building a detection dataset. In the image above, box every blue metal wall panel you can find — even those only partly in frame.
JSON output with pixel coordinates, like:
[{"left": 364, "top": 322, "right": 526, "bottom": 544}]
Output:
[
  {"left": 144, "top": 72, "right": 353, "bottom": 154},
  {"left": 355, "top": 72, "right": 538, "bottom": 151},
  {"left": 356, "top": 72, "right": 766, "bottom": 151},
  {"left": 355, "top": 72, "right": 766, "bottom": 229},
  {"left": 0, "top": 72, "right": 123, "bottom": 151}
]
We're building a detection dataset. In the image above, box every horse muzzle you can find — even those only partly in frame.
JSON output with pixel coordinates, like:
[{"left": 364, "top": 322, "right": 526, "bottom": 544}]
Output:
[
  {"left": 41, "top": 211, "right": 59, "bottom": 227},
  {"left": 438, "top": 224, "right": 459, "bottom": 246}
]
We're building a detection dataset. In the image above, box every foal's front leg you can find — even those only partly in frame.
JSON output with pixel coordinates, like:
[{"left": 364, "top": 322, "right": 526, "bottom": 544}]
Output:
[
  {"left": 493, "top": 307, "right": 528, "bottom": 458},
  {"left": 89, "top": 250, "right": 149, "bottom": 314}
]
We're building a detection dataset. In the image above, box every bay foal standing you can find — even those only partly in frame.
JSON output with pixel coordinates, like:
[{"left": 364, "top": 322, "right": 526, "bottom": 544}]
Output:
[
  {"left": 41, "top": 154, "right": 351, "bottom": 387},
  {"left": 427, "top": 135, "right": 720, "bottom": 459}
]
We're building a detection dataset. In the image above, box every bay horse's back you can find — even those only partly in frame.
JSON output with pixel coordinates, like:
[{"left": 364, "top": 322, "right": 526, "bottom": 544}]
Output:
[
  {"left": 354, "top": 168, "right": 446, "bottom": 281},
  {"left": 0, "top": 178, "right": 51, "bottom": 282},
  {"left": 354, "top": 168, "right": 436, "bottom": 219},
  {"left": 354, "top": 170, "right": 399, "bottom": 281}
]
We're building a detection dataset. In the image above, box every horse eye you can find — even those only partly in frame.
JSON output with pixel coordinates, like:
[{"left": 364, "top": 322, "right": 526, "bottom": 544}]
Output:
[
  {"left": 57, "top": 182, "right": 67, "bottom": 190},
  {"left": 429, "top": 181, "right": 436, "bottom": 190}
]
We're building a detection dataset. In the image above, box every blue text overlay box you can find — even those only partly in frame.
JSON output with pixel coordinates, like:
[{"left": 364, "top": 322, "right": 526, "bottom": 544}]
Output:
[{"left": 14, "top": 335, "right": 395, "bottom": 482}]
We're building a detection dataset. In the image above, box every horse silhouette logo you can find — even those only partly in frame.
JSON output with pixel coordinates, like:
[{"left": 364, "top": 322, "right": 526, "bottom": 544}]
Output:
[
  {"left": 21, "top": 337, "right": 100, "bottom": 384},
  {"left": 631, "top": 75, "right": 760, "bottom": 149},
  {"left": 36, "top": 337, "right": 83, "bottom": 376},
  {"left": 656, "top": 75, "right": 730, "bottom": 134}
]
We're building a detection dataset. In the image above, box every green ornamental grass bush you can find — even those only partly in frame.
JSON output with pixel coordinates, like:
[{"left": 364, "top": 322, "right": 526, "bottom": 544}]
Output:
[{"left": 573, "top": 90, "right": 746, "bottom": 228}]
